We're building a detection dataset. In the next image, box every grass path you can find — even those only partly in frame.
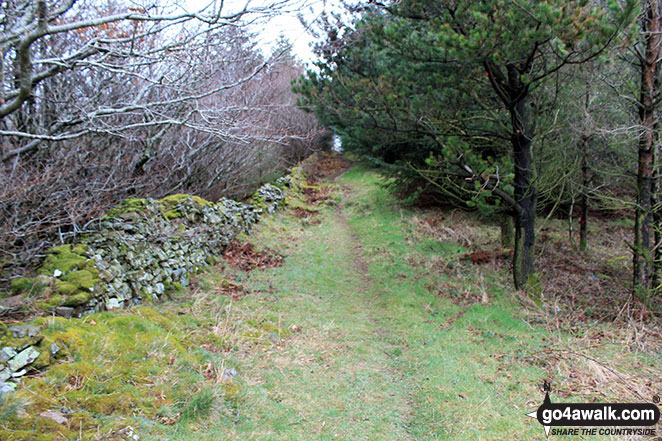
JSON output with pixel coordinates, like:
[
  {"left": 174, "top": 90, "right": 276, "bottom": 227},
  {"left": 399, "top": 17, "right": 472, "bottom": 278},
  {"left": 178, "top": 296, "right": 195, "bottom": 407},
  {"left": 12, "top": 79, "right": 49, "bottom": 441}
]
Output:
[
  {"left": 151, "top": 171, "right": 420, "bottom": 440},
  {"left": 151, "top": 167, "right": 558, "bottom": 441},
  {"left": 3, "top": 165, "right": 658, "bottom": 441}
]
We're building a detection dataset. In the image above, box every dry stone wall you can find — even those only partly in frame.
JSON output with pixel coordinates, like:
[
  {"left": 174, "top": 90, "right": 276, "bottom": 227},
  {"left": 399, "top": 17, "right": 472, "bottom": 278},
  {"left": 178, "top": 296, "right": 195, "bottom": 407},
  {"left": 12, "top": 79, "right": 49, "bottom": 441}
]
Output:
[
  {"left": 0, "top": 168, "right": 303, "bottom": 398},
  {"left": 3, "top": 168, "right": 302, "bottom": 318}
]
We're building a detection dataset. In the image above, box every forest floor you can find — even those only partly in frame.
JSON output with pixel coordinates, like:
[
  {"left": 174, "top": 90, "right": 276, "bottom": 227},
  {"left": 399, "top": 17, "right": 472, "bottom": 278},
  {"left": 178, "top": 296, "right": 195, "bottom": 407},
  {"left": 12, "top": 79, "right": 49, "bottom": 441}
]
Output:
[{"left": 1, "top": 158, "right": 661, "bottom": 441}]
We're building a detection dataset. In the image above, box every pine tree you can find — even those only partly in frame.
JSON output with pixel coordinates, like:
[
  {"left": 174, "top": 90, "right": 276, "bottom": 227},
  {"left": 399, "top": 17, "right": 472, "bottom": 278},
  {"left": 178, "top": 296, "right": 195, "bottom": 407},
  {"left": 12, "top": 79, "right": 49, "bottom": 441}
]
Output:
[{"left": 296, "top": 0, "right": 636, "bottom": 289}]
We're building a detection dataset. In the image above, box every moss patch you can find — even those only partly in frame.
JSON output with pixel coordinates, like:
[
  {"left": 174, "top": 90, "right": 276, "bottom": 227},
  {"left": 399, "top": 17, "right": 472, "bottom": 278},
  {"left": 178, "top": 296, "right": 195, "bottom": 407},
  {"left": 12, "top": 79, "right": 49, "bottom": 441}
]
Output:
[
  {"left": 39, "top": 245, "right": 91, "bottom": 276},
  {"left": 54, "top": 281, "right": 78, "bottom": 296},
  {"left": 34, "top": 295, "right": 65, "bottom": 313},
  {"left": 105, "top": 197, "right": 150, "bottom": 217},
  {"left": 163, "top": 208, "right": 181, "bottom": 220},
  {"left": 20, "top": 247, "right": 104, "bottom": 309},
  {"left": 0, "top": 333, "right": 43, "bottom": 351},
  {"left": 61, "top": 270, "right": 96, "bottom": 291},
  {"left": 160, "top": 193, "right": 210, "bottom": 208},
  {"left": 62, "top": 291, "right": 94, "bottom": 307},
  {"left": 9, "top": 277, "right": 33, "bottom": 294},
  {"left": 0, "top": 306, "right": 221, "bottom": 440}
]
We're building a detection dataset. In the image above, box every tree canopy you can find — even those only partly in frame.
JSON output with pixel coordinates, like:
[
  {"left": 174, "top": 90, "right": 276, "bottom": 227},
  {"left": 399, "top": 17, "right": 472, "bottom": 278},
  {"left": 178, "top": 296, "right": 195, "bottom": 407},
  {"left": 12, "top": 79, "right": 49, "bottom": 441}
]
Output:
[{"left": 296, "top": 0, "right": 640, "bottom": 289}]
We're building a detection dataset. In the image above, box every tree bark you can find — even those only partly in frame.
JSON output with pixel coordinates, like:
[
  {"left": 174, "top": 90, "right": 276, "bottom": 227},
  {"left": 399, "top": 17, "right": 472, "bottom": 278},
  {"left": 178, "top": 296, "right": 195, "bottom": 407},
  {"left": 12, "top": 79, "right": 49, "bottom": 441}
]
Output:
[
  {"left": 580, "top": 135, "right": 589, "bottom": 252},
  {"left": 653, "top": 181, "right": 661, "bottom": 292},
  {"left": 653, "top": 130, "right": 661, "bottom": 292},
  {"left": 508, "top": 65, "right": 537, "bottom": 290},
  {"left": 500, "top": 213, "right": 514, "bottom": 248},
  {"left": 633, "top": 0, "right": 661, "bottom": 298},
  {"left": 579, "top": 82, "right": 591, "bottom": 252}
]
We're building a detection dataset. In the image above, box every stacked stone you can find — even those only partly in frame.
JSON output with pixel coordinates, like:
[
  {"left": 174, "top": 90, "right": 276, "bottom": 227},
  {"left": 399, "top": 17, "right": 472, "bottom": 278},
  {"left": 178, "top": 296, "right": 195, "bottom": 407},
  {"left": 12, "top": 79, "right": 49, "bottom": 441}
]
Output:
[
  {"left": 0, "top": 168, "right": 304, "bottom": 398},
  {"left": 45, "top": 172, "right": 297, "bottom": 317},
  {"left": 0, "top": 325, "right": 61, "bottom": 397},
  {"left": 253, "top": 184, "right": 285, "bottom": 214}
]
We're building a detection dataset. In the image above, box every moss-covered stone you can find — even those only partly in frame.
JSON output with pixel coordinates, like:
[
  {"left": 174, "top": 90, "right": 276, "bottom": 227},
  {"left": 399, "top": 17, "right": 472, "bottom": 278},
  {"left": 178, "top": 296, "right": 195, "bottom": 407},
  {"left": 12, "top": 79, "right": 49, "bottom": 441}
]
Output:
[
  {"left": 163, "top": 208, "right": 181, "bottom": 220},
  {"left": 14, "top": 170, "right": 302, "bottom": 317},
  {"left": 160, "top": 193, "right": 210, "bottom": 207},
  {"left": 61, "top": 270, "right": 97, "bottom": 291},
  {"left": 105, "top": 197, "right": 149, "bottom": 217},
  {"left": 0, "top": 333, "right": 43, "bottom": 351},
  {"left": 9, "top": 277, "right": 33, "bottom": 294},
  {"left": 35, "top": 295, "right": 65, "bottom": 312},
  {"left": 27, "top": 336, "right": 61, "bottom": 370},
  {"left": 71, "top": 244, "right": 89, "bottom": 255},
  {"left": 39, "top": 245, "right": 89, "bottom": 276},
  {"left": 31, "top": 346, "right": 51, "bottom": 371},
  {"left": 35, "top": 255, "right": 103, "bottom": 309},
  {"left": 8, "top": 275, "right": 52, "bottom": 299},
  {"left": 54, "top": 281, "right": 79, "bottom": 296},
  {"left": 62, "top": 291, "right": 94, "bottom": 307}
]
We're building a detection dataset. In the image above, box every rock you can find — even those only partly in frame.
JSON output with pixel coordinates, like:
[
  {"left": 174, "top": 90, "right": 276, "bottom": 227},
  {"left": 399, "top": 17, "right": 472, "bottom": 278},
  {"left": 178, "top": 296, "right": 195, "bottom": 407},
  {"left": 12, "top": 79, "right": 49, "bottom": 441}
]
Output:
[
  {"left": 39, "top": 410, "right": 68, "bottom": 425},
  {"left": 116, "top": 425, "right": 139, "bottom": 441},
  {"left": 221, "top": 367, "right": 239, "bottom": 383},
  {"left": 0, "top": 295, "right": 25, "bottom": 316},
  {"left": 0, "top": 367, "right": 10, "bottom": 382},
  {"left": 0, "top": 347, "right": 17, "bottom": 362},
  {"left": 8, "top": 325, "right": 41, "bottom": 339},
  {"left": 19, "top": 171, "right": 297, "bottom": 316},
  {"left": 8, "top": 346, "right": 40, "bottom": 372},
  {"left": 50, "top": 343, "right": 60, "bottom": 356},
  {"left": 0, "top": 381, "right": 16, "bottom": 397},
  {"left": 106, "top": 298, "right": 122, "bottom": 309},
  {"left": 11, "top": 369, "right": 26, "bottom": 378},
  {"left": 54, "top": 306, "right": 74, "bottom": 318}
]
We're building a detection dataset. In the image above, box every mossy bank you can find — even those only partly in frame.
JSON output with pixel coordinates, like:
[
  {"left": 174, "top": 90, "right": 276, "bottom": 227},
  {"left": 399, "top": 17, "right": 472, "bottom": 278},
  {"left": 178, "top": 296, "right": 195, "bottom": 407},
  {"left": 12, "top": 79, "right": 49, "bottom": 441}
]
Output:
[
  {"left": 0, "top": 167, "right": 307, "bottom": 406},
  {"left": 3, "top": 170, "right": 304, "bottom": 318}
]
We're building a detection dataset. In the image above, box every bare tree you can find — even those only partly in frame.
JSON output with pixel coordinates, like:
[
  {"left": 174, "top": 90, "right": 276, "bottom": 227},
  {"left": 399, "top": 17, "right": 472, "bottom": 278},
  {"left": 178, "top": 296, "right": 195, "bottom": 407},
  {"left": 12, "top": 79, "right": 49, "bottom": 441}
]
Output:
[{"left": 0, "top": 0, "right": 325, "bottom": 283}]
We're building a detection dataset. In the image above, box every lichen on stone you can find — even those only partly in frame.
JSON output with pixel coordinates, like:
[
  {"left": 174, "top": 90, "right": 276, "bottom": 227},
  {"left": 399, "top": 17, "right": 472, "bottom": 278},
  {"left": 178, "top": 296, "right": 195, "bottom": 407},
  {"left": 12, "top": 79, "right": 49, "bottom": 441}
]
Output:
[{"left": 3, "top": 168, "right": 301, "bottom": 320}]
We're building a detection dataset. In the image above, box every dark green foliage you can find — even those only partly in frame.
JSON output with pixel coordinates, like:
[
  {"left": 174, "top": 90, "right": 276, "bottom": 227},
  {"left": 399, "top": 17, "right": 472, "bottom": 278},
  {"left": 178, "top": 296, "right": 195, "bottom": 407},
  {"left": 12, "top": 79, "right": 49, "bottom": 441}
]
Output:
[{"left": 295, "top": 0, "right": 636, "bottom": 288}]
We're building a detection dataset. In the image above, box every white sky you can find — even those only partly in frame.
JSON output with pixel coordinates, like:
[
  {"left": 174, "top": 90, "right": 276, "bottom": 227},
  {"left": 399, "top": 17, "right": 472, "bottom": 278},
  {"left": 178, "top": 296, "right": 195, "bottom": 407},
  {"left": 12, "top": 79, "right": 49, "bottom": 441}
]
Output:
[{"left": 184, "top": 0, "right": 343, "bottom": 65}]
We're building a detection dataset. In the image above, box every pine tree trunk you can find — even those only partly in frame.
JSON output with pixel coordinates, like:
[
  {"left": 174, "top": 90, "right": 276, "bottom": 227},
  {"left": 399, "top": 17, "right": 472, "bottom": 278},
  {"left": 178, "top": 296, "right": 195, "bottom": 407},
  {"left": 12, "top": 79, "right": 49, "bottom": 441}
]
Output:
[
  {"left": 653, "top": 132, "right": 661, "bottom": 292},
  {"left": 633, "top": 0, "right": 661, "bottom": 298},
  {"left": 579, "top": 82, "right": 591, "bottom": 252},
  {"left": 508, "top": 66, "right": 537, "bottom": 290},
  {"left": 580, "top": 136, "right": 589, "bottom": 252},
  {"left": 653, "top": 189, "right": 661, "bottom": 292},
  {"left": 512, "top": 156, "right": 536, "bottom": 290},
  {"left": 500, "top": 213, "right": 514, "bottom": 248}
]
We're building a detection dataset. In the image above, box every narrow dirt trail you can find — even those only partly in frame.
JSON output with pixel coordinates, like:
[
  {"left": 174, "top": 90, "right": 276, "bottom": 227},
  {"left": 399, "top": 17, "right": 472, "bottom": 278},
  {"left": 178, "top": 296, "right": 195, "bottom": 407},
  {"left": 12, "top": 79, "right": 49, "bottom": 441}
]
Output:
[
  {"left": 146, "top": 166, "right": 658, "bottom": 441},
  {"left": 149, "top": 168, "right": 544, "bottom": 441},
  {"left": 160, "top": 179, "right": 421, "bottom": 441},
  {"left": 334, "top": 191, "right": 416, "bottom": 438}
]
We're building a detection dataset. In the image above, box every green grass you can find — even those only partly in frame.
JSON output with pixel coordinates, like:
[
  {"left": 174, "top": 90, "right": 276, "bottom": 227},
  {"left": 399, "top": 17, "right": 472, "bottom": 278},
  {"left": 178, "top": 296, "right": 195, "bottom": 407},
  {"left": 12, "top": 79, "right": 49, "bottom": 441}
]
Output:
[
  {"left": 144, "top": 167, "right": 553, "bottom": 440},
  {"left": 334, "top": 168, "right": 550, "bottom": 440},
  {"left": 2, "top": 165, "right": 656, "bottom": 440}
]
